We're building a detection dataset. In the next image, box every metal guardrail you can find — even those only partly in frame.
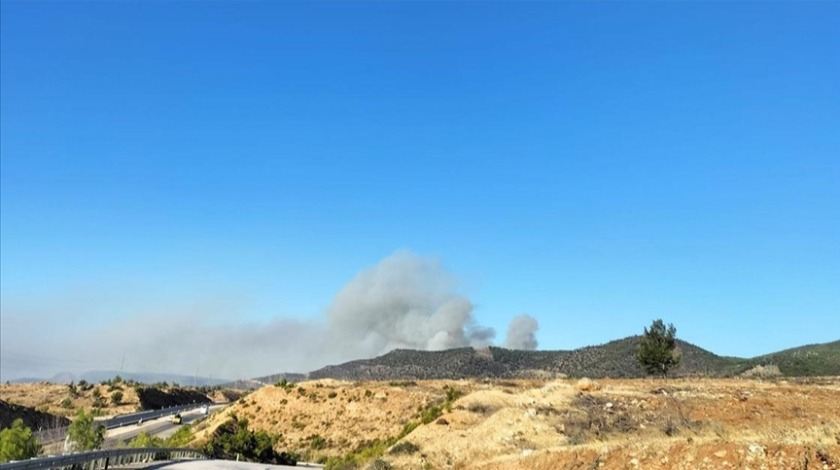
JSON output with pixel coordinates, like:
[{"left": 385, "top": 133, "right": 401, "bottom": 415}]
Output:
[
  {"left": 102, "top": 402, "right": 213, "bottom": 429},
  {"left": 0, "top": 447, "right": 206, "bottom": 470},
  {"left": 32, "top": 403, "right": 216, "bottom": 446}
]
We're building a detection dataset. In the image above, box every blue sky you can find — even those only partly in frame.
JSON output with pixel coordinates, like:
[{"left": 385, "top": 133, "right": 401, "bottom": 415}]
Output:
[{"left": 1, "top": 1, "right": 839, "bottom": 378}]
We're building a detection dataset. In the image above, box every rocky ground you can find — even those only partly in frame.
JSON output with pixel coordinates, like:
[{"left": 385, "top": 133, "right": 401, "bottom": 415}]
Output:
[{"left": 194, "top": 377, "right": 840, "bottom": 470}]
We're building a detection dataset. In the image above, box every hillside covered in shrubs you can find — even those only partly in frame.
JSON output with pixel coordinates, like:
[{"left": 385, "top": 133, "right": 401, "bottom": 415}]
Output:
[{"left": 308, "top": 336, "right": 839, "bottom": 381}]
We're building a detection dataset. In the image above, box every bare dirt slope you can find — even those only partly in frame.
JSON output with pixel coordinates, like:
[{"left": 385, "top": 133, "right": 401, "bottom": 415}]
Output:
[{"left": 196, "top": 377, "right": 840, "bottom": 470}]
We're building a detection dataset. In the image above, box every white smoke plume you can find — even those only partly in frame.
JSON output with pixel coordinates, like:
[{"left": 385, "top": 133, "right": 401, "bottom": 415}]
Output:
[
  {"left": 326, "top": 251, "right": 495, "bottom": 356},
  {"left": 504, "top": 314, "right": 539, "bottom": 350},
  {"left": 0, "top": 251, "right": 537, "bottom": 381}
]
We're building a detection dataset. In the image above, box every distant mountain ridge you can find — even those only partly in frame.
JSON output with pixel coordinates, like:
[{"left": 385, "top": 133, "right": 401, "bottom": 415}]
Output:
[
  {"left": 218, "top": 373, "right": 308, "bottom": 390},
  {"left": 308, "top": 337, "right": 840, "bottom": 381},
  {"left": 10, "top": 338, "right": 838, "bottom": 386},
  {"left": 11, "top": 370, "right": 230, "bottom": 386}
]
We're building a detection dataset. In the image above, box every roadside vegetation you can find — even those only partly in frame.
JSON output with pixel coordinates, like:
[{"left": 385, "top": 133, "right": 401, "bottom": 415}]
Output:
[
  {"left": 0, "top": 419, "right": 42, "bottom": 463},
  {"left": 67, "top": 409, "right": 105, "bottom": 451},
  {"left": 203, "top": 415, "right": 297, "bottom": 465},
  {"left": 127, "top": 424, "right": 195, "bottom": 449},
  {"left": 322, "top": 385, "right": 463, "bottom": 470}
]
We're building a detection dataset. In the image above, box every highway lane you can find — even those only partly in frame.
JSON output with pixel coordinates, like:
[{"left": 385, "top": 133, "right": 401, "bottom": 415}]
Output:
[
  {"left": 105, "top": 405, "right": 224, "bottom": 447},
  {"left": 124, "top": 460, "right": 324, "bottom": 469}
]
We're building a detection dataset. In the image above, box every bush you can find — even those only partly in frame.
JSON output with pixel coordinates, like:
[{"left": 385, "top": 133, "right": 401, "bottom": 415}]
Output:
[
  {"left": 467, "top": 403, "right": 492, "bottom": 414},
  {"left": 420, "top": 406, "right": 442, "bottom": 424},
  {"left": 166, "top": 425, "right": 194, "bottom": 447},
  {"left": 60, "top": 398, "right": 73, "bottom": 409},
  {"left": 111, "top": 391, "right": 124, "bottom": 405},
  {"left": 367, "top": 459, "right": 392, "bottom": 470},
  {"left": 128, "top": 431, "right": 164, "bottom": 448},
  {"left": 0, "top": 419, "right": 42, "bottom": 463},
  {"left": 563, "top": 395, "right": 638, "bottom": 445},
  {"left": 444, "top": 385, "right": 462, "bottom": 403},
  {"left": 204, "top": 417, "right": 295, "bottom": 465},
  {"left": 308, "top": 434, "right": 328, "bottom": 450},
  {"left": 388, "top": 441, "right": 419, "bottom": 455},
  {"left": 67, "top": 409, "right": 104, "bottom": 451}
]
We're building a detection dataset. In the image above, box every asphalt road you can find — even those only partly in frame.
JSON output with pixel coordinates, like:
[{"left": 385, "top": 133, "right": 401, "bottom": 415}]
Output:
[
  {"left": 105, "top": 405, "right": 223, "bottom": 446},
  {"left": 126, "top": 460, "right": 323, "bottom": 469}
]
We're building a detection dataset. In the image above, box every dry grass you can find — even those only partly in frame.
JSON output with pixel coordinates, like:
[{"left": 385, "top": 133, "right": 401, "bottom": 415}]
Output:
[
  {"left": 0, "top": 382, "right": 140, "bottom": 418},
  {"left": 194, "top": 377, "right": 840, "bottom": 469}
]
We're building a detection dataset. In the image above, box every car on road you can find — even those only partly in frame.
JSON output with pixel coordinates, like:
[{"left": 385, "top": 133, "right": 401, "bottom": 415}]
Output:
[{"left": 171, "top": 413, "right": 182, "bottom": 425}]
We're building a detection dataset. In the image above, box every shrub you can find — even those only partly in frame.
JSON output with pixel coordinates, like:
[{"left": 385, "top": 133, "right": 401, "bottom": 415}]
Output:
[
  {"left": 167, "top": 425, "right": 194, "bottom": 447},
  {"left": 367, "top": 459, "right": 392, "bottom": 470},
  {"left": 67, "top": 409, "right": 105, "bottom": 451},
  {"left": 204, "top": 416, "right": 295, "bottom": 465},
  {"left": 420, "top": 406, "right": 442, "bottom": 424},
  {"left": 444, "top": 385, "right": 462, "bottom": 403},
  {"left": 60, "top": 398, "right": 73, "bottom": 409},
  {"left": 0, "top": 419, "right": 42, "bottom": 463},
  {"left": 111, "top": 391, "right": 124, "bottom": 405},
  {"left": 396, "top": 421, "right": 419, "bottom": 440},
  {"left": 467, "top": 403, "right": 492, "bottom": 414},
  {"left": 563, "top": 395, "right": 638, "bottom": 445},
  {"left": 128, "top": 431, "right": 164, "bottom": 448},
  {"left": 309, "top": 434, "right": 328, "bottom": 450},
  {"left": 388, "top": 441, "right": 419, "bottom": 455}
]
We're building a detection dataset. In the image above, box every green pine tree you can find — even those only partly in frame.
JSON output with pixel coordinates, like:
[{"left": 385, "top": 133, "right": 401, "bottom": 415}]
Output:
[
  {"left": 637, "top": 319, "right": 680, "bottom": 377},
  {"left": 67, "top": 409, "right": 105, "bottom": 451},
  {"left": 0, "top": 419, "right": 42, "bottom": 463}
]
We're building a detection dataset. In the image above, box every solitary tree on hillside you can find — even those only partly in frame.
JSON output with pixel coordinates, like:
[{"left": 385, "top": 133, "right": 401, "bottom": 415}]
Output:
[{"left": 637, "top": 319, "right": 680, "bottom": 377}]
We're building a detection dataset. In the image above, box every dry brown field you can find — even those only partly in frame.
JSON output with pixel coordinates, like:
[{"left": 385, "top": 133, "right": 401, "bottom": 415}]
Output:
[
  {"left": 194, "top": 377, "right": 840, "bottom": 470},
  {"left": 0, "top": 382, "right": 140, "bottom": 418}
]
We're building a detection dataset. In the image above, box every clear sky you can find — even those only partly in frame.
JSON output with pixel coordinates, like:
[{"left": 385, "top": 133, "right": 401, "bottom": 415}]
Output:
[{"left": 1, "top": 0, "right": 839, "bottom": 379}]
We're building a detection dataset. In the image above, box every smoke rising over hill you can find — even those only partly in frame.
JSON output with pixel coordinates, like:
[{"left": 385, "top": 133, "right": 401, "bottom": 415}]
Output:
[
  {"left": 0, "top": 251, "right": 538, "bottom": 380},
  {"left": 327, "top": 252, "right": 500, "bottom": 355},
  {"left": 504, "top": 314, "right": 539, "bottom": 350}
]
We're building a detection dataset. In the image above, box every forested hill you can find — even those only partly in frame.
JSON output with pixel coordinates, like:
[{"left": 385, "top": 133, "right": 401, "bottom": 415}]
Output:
[{"left": 307, "top": 337, "right": 839, "bottom": 381}]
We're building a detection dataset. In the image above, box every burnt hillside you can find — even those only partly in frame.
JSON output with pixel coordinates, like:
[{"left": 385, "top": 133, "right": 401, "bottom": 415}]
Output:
[
  {"left": 0, "top": 400, "right": 69, "bottom": 431},
  {"left": 136, "top": 387, "right": 211, "bottom": 410}
]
